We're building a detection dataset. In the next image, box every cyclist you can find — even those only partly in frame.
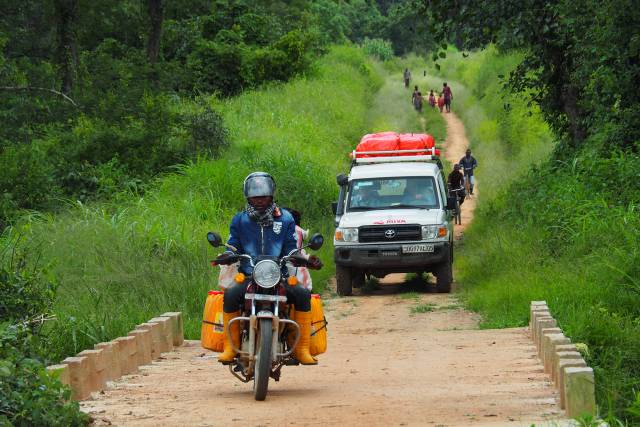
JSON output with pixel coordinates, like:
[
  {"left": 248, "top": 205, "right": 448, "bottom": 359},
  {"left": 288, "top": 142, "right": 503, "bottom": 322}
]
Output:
[
  {"left": 458, "top": 149, "right": 478, "bottom": 195},
  {"left": 447, "top": 164, "right": 465, "bottom": 206}
]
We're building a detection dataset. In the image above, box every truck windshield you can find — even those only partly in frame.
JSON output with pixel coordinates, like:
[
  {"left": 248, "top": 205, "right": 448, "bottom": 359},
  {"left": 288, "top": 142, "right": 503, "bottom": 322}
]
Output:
[{"left": 347, "top": 177, "right": 440, "bottom": 211}]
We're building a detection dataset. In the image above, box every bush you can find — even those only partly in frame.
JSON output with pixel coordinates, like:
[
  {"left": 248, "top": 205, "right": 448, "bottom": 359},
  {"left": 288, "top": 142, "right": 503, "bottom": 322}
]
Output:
[
  {"left": 0, "top": 324, "right": 89, "bottom": 426},
  {"left": 361, "top": 38, "right": 394, "bottom": 61},
  {"left": 0, "top": 240, "right": 88, "bottom": 426},
  {"left": 186, "top": 103, "right": 229, "bottom": 157}
]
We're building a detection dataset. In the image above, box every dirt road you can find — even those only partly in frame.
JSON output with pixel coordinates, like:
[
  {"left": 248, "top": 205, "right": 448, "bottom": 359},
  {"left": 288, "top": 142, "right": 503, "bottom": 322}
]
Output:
[{"left": 81, "top": 112, "right": 564, "bottom": 426}]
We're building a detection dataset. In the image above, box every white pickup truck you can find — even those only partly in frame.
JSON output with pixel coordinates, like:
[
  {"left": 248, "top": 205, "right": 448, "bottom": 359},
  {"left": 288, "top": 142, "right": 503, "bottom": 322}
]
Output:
[{"left": 332, "top": 148, "right": 456, "bottom": 296}]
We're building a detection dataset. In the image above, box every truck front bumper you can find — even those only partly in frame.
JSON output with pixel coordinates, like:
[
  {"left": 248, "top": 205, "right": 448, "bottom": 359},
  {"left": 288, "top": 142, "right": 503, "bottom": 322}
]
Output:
[{"left": 334, "top": 241, "right": 451, "bottom": 270}]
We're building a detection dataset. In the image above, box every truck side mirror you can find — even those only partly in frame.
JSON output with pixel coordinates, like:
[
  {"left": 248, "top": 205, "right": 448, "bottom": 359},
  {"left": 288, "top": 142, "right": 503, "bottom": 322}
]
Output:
[
  {"left": 331, "top": 202, "right": 338, "bottom": 215},
  {"left": 336, "top": 173, "right": 348, "bottom": 186},
  {"left": 446, "top": 196, "right": 457, "bottom": 211}
]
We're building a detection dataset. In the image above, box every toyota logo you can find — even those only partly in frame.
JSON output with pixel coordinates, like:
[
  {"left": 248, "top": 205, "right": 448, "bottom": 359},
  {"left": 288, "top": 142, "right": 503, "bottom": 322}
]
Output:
[{"left": 384, "top": 229, "right": 396, "bottom": 239}]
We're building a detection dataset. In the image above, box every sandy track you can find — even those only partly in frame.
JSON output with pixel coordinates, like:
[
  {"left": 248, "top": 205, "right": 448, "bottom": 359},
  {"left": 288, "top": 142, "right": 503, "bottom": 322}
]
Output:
[
  {"left": 441, "top": 111, "right": 477, "bottom": 240},
  {"left": 81, "top": 286, "right": 562, "bottom": 426}
]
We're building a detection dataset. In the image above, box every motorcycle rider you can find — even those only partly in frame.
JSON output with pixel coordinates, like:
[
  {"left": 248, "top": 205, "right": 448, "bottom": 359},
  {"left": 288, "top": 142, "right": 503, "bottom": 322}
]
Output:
[
  {"left": 215, "top": 172, "right": 322, "bottom": 365},
  {"left": 459, "top": 149, "right": 478, "bottom": 195}
]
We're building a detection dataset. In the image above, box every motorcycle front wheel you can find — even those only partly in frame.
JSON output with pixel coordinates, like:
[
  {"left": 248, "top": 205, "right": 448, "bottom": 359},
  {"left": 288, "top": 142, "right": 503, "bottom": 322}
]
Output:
[{"left": 254, "top": 318, "right": 273, "bottom": 401}]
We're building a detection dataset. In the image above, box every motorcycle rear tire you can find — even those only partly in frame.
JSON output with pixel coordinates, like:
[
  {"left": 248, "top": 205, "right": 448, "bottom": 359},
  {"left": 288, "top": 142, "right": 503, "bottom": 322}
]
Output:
[{"left": 254, "top": 318, "right": 273, "bottom": 401}]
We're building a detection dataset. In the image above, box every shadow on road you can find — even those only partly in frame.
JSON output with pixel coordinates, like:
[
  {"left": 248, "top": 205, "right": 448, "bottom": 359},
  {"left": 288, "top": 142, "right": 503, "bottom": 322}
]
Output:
[{"left": 358, "top": 273, "right": 440, "bottom": 296}]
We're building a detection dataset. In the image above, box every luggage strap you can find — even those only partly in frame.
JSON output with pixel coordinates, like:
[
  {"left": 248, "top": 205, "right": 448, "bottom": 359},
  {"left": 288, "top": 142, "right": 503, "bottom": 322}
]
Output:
[
  {"left": 310, "top": 316, "right": 328, "bottom": 336},
  {"left": 202, "top": 320, "right": 223, "bottom": 327}
]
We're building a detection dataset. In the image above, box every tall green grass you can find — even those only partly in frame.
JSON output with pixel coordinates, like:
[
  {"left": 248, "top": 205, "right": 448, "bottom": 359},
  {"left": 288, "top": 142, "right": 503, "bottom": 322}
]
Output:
[
  {"left": 6, "top": 46, "right": 383, "bottom": 361},
  {"left": 432, "top": 46, "right": 640, "bottom": 421}
]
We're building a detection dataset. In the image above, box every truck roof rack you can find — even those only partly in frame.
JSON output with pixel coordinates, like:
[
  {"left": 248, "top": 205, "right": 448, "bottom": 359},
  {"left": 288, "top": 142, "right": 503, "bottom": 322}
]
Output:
[{"left": 350, "top": 148, "right": 442, "bottom": 167}]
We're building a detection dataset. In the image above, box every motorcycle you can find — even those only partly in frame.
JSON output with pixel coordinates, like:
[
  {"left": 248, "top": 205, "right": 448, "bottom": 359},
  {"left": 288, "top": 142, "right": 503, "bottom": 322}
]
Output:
[{"left": 206, "top": 231, "right": 324, "bottom": 401}]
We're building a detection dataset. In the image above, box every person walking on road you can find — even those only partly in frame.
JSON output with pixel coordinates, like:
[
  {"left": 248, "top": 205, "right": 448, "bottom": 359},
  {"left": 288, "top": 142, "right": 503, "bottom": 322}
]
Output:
[
  {"left": 437, "top": 93, "right": 445, "bottom": 113},
  {"left": 413, "top": 91, "right": 423, "bottom": 112},
  {"left": 403, "top": 68, "right": 411, "bottom": 88},
  {"left": 443, "top": 82, "right": 453, "bottom": 113},
  {"left": 412, "top": 85, "right": 419, "bottom": 106},
  {"left": 459, "top": 149, "right": 478, "bottom": 195},
  {"left": 428, "top": 90, "right": 436, "bottom": 108}
]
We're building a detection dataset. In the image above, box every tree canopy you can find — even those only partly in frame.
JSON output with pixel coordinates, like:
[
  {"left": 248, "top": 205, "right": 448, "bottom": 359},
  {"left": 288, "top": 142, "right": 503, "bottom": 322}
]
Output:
[{"left": 421, "top": 0, "right": 640, "bottom": 155}]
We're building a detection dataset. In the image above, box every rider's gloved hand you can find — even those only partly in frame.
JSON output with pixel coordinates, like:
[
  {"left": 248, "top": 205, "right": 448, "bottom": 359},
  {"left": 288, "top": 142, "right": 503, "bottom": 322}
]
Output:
[
  {"left": 307, "top": 255, "right": 323, "bottom": 270},
  {"left": 213, "top": 252, "right": 237, "bottom": 265}
]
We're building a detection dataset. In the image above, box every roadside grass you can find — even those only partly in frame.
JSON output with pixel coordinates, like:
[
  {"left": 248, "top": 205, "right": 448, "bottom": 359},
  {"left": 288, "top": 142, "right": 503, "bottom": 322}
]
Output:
[
  {"left": 6, "top": 46, "right": 383, "bottom": 362},
  {"left": 411, "top": 303, "right": 437, "bottom": 314},
  {"left": 431, "top": 46, "right": 640, "bottom": 421},
  {"left": 398, "top": 291, "right": 420, "bottom": 300}
]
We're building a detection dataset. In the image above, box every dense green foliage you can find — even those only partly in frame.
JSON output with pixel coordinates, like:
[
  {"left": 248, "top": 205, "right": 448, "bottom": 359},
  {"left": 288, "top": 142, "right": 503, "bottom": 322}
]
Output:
[
  {"left": 0, "top": 240, "right": 88, "bottom": 425},
  {"left": 422, "top": 0, "right": 640, "bottom": 155},
  {"left": 0, "top": 0, "right": 436, "bottom": 224},
  {"left": 435, "top": 47, "right": 640, "bottom": 422}
]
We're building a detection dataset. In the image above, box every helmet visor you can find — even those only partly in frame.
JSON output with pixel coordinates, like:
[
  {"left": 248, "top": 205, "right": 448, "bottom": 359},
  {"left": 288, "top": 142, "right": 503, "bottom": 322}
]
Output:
[{"left": 244, "top": 175, "right": 275, "bottom": 198}]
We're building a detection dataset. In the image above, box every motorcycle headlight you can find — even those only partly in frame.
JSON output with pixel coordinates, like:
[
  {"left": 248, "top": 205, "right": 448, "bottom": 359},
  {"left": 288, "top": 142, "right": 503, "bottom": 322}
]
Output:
[
  {"left": 335, "top": 227, "right": 358, "bottom": 242},
  {"left": 253, "top": 260, "right": 281, "bottom": 289}
]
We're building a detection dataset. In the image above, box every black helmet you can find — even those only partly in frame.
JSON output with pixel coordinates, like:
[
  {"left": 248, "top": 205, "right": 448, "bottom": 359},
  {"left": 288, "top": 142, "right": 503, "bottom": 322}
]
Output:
[{"left": 243, "top": 172, "right": 275, "bottom": 198}]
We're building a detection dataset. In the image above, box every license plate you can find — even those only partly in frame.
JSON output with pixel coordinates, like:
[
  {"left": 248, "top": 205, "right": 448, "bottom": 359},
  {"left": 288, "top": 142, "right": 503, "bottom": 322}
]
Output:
[
  {"left": 402, "top": 244, "right": 434, "bottom": 253},
  {"left": 380, "top": 251, "right": 399, "bottom": 257}
]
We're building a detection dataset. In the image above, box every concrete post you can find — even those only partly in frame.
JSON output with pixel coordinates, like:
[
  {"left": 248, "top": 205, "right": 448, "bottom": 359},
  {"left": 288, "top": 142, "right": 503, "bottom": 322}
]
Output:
[
  {"left": 113, "top": 336, "right": 138, "bottom": 375},
  {"left": 553, "top": 351, "right": 582, "bottom": 384},
  {"left": 556, "top": 344, "right": 578, "bottom": 354},
  {"left": 543, "top": 333, "right": 571, "bottom": 374},
  {"left": 136, "top": 322, "right": 163, "bottom": 359},
  {"left": 95, "top": 341, "right": 120, "bottom": 381},
  {"left": 46, "top": 364, "right": 71, "bottom": 387},
  {"left": 148, "top": 317, "right": 173, "bottom": 353},
  {"left": 559, "top": 359, "right": 588, "bottom": 409},
  {"left": 129, "top": 329, "right": 153, "bottom": 365},
  {"left": 534, "top": 316, "right": 556, "bottom": 351},
  {"left": 564, "top": 367, "right": 596, "bottom": 417},
  {"left": 77, "top": 349, "right": 106, "bottom": 392},
  {"left": 538, "top": 325, "right": 561, "bottom": 356},
  {"left": 531, "top": 311, "right": 552, "bottom": 339},
  {"left": 530, "top": 304, "right": 549, "bottom": 331},
  {"left": 161, "top": 312, "right": 184, "bottom": 346},
  {"left": 61, "top": 356, "right": 90, "bottom": 400}
]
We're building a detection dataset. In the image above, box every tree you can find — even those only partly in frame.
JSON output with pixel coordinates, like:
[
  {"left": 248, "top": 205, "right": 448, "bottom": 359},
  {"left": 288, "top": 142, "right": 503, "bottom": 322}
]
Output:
[
  {"left": 147, "top": 0, "right": 164, "bottom": 64},
  {"left": 420, "top": 0, "right": 640, "bottom": 153},
  {"left": 54, "top": 0, "right": 78, "bottom": 94}
]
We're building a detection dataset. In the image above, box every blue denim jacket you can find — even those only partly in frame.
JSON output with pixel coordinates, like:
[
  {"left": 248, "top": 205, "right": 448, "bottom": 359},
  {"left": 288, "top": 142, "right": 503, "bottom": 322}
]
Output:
[{"left": 226, "top": 208, "right": 298, "bottom": 275}]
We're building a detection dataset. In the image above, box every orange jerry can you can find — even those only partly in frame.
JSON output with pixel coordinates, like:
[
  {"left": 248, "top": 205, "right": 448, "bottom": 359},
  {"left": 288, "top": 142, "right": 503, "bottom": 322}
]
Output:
[
  {"left": 201, "top": 290, "right": 225, "bottom": 352},
  {"left": 309, "top": 294, "right": 328, "bottom": 356}
]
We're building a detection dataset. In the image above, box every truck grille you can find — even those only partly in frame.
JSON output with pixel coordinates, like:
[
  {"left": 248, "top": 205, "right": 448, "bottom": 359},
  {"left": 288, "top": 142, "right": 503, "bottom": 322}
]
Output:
[{"left": 359, "top": 225, "right": 421, "bottom": 243}]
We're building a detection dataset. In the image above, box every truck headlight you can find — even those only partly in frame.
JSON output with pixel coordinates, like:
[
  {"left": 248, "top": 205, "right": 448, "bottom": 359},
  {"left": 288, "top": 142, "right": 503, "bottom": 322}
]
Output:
[
  {"left": 335, "top": 227, "right": 358, "bottom": 242},
  {"left": 422, "top": 225, "right": 448, "bottom": 240},
  {"left": 421, "top": 225, "right": 437, "bottom": 239}
]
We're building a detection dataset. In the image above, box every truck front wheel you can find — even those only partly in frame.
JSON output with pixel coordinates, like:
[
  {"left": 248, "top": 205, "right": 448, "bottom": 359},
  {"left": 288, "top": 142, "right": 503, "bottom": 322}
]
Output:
[
  {"left": 336, "top": 265, "right": 353, "bottom": 296},
  {"left": 434, "top": 254, "right": 452, "bottom": 293}
]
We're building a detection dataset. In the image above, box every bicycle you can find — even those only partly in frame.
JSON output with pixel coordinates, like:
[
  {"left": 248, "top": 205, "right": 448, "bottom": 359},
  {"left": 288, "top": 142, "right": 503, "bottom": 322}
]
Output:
[
  {"left": 448, "top": 187, "right": 464, "bottom": 225},
  {"left": 463, "top": 170, "right": 475, "bottom": 197}
]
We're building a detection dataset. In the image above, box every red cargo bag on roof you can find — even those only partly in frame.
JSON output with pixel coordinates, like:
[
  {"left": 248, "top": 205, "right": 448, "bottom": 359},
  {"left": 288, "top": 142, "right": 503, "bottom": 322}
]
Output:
[
  {"left": 355, "top": 132, "right": 399, "bottom": 157},
  {"left": 398, "top": 133, "right": 435, "bottom": 155}
]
